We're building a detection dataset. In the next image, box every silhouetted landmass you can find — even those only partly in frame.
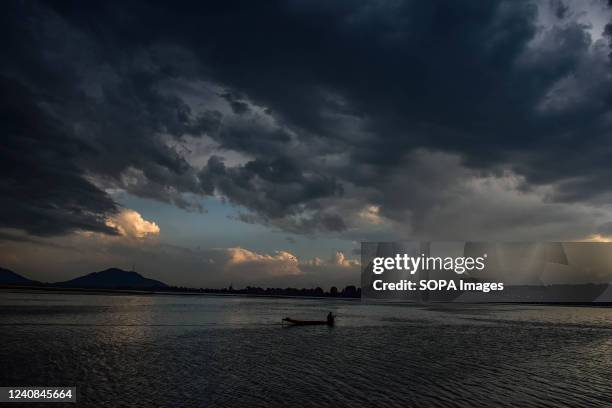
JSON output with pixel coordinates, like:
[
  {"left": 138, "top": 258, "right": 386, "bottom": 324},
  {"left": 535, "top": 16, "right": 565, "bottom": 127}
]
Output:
[
  {"left": 0, "top": 266, "right": 361, "bottom": 297},
  {"left": 3, "top": 266, "right": 611, "bottom": 302},
  {"left": 55, "top": 268, "right": 168, "bottom": 289},
  {"left": 0, "top": 267, "right": 39, "bottom": 285}
]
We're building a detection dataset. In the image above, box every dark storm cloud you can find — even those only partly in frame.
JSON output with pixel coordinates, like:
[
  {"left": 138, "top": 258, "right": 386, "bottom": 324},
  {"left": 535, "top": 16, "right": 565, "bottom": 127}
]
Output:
[
  {"left": 0, "top": 76, "right": 118, "bottom": 235},
  {"left": 1, "top": 1, "right": 219, "bottom": 233},
  {"left": 218, "top": 92, "right": 251, "bottom": 115},
  {"left": 199, "top": 155, "right": 342, "bottom": 221},
  {"left": 3, "top": 0, "right": 612, "bottom": 237}
]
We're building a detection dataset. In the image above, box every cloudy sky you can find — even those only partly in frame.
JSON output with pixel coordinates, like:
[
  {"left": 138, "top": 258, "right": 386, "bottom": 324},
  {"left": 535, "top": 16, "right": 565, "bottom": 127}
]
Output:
[{"left": 2, "top": 0, "right": 612, "bottom": 287}]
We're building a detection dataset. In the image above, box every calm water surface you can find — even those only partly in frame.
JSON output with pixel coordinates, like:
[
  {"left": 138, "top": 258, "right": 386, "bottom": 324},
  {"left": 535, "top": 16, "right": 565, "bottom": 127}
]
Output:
[{"left": 0, "top": 291, "right": 611, "bottom": 407}]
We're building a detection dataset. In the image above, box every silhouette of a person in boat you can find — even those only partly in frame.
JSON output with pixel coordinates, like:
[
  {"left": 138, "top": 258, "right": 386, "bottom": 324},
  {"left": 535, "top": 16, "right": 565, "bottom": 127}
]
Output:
[{"left": 326, "top": 312, "right": 334, "bottom": 326}]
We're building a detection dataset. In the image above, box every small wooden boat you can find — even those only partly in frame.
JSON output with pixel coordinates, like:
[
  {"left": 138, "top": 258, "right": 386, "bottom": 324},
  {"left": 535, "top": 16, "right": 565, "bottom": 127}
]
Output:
[{"left": 282, "top": 317, "right": 333, "bottom": 326}]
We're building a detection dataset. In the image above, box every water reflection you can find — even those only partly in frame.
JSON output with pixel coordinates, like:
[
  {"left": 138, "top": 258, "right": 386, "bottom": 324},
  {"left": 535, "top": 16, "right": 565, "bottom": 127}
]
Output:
[{"left": 1, "top": 292, "right": 611, "bottom": 407}]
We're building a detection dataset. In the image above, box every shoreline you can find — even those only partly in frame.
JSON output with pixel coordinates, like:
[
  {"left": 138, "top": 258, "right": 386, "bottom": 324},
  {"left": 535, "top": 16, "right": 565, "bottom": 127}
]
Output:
[
  {"left": 1, "top": 286, "right": 611, "bottom": 306},
  {"left": 0, "top": 285, "right": 360, "bottom": 301}
]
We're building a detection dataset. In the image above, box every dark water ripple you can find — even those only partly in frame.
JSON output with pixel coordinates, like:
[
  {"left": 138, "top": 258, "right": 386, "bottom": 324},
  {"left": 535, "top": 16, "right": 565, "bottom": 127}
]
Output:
[{"left": 0, "top": 293, "right": 611, "bottom": 407}]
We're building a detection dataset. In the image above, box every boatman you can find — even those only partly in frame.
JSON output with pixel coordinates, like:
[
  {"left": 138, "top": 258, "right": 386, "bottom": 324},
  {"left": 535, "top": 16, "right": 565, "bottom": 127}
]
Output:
[{"left": 327, "top": 312, "right": 335, "bottom": 326}]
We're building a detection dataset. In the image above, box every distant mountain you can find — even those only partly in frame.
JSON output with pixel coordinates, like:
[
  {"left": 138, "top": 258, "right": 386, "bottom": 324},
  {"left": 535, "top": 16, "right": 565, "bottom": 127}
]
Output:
[
  {"left": 57, "top": 268, "right": 168, "bottom": 289},
  {"left": 0, "top": 267, "right": 38, "bottom": 285}
]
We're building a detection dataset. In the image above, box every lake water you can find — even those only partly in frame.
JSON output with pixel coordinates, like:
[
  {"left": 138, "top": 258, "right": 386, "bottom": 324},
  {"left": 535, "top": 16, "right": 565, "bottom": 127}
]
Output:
[{"left": 0, "top": 291, "right": 611, "bottom": 407}]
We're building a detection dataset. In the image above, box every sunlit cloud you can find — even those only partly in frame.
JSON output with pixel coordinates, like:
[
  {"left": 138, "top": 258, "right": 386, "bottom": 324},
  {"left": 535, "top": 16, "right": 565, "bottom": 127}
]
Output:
[
  {"left": 224, "top": 247, "right": 301, "bottom": 277},
  {"left": 358, "top": 205, "right": 385, "bottom": 225},
  {"left": 216, "top": 248, "right": 360, "bottom": 281},
  {"left": 303, "top": 251, "right": 360, "bottom": 268},
  {"left": 105, "top": 209, "right": 160, "bottom": 238},
  {"left": 332, "top": 251, "right": 360, "bottom": 268}
]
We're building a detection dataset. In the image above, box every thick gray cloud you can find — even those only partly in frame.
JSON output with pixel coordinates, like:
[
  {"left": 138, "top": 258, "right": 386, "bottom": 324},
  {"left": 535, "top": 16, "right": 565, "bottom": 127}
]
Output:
[
  {"left": 0, "top": 77, "right": 119, "bottom": 235},
  {"left": 3, "top": 0, "right": 612, "bottom": 239},
  {"left": 198, "top": 155, "right": 342, "bottom": 224}
]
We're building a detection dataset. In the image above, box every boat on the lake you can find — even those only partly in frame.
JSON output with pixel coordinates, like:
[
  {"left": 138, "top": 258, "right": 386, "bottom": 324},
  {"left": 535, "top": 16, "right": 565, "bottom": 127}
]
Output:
[
  {"left": 282, "top": 313, "right": 335, "bottom": 326},
  {"left": 282, "top": 318, "right": 332, "bottom": 326}
]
